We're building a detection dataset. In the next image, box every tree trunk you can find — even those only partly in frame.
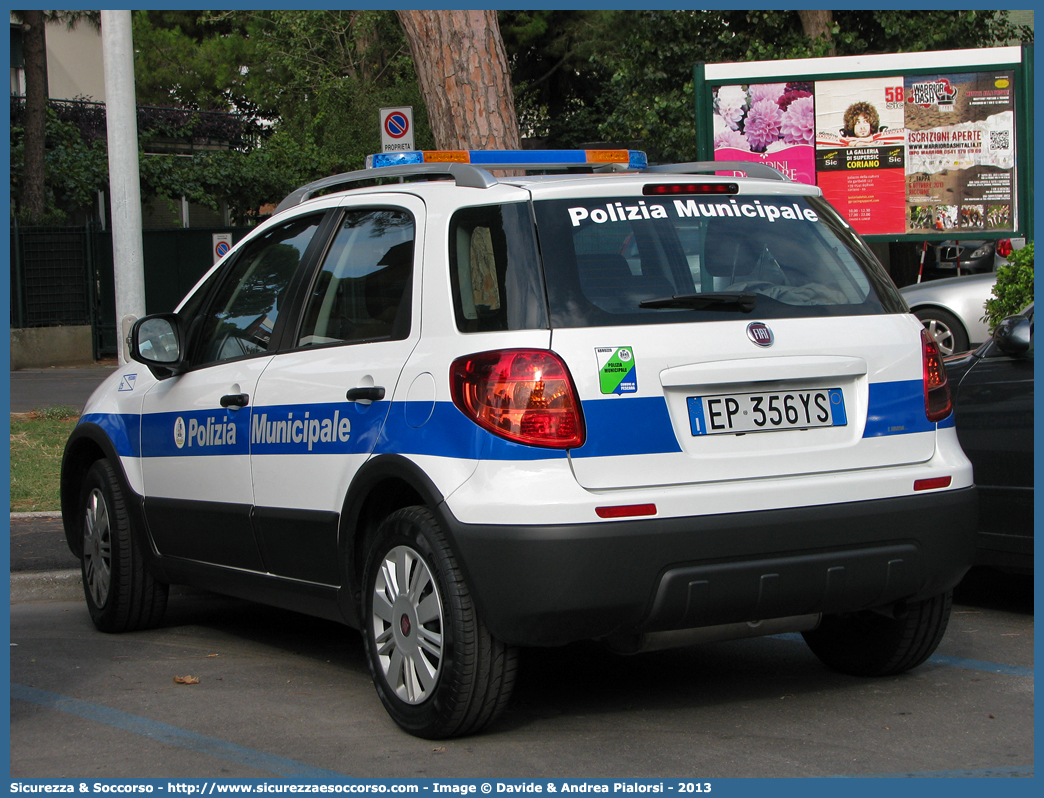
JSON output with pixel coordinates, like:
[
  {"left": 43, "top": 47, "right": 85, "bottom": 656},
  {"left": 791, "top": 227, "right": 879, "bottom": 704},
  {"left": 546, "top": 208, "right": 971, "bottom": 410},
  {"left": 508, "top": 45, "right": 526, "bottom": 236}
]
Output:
[
  {"left": 797, "top": 10, "right": 836, "bottom": 57},
  {"left": 19, "top": 10, "right": 48, "bottom": 223},
  {"left": 396, "top": 10, "right": 520, "bottom": 151}
]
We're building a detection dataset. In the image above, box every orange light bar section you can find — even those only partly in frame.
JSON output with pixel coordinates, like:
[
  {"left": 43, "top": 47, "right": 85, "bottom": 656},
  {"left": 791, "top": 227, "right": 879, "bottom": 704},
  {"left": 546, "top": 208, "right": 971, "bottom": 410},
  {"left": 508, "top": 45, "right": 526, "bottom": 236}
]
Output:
[
  {"left": 421, "top": 150, "right": 470, "bottom": 163},
  {"left": 585, "top": 149, "right": 630, "bottom": 163}
]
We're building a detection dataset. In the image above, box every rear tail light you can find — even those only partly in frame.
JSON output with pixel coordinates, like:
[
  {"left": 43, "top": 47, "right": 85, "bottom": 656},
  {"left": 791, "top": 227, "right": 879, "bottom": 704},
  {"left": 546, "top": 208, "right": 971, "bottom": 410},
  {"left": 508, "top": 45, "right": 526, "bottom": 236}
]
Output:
[
  {"left": 450, "top": 350, "right": 585, "bottom": 448},
  {"left": 921, "top": 329, "right": 952, "bottom": 422}
]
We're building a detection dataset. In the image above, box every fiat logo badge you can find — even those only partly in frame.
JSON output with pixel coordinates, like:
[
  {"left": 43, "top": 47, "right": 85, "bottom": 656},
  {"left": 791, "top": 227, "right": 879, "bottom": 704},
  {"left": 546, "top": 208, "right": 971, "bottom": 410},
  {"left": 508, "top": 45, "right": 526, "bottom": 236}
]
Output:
[{"left": 746, "top": 322, "right": 774, "bottom": 347}]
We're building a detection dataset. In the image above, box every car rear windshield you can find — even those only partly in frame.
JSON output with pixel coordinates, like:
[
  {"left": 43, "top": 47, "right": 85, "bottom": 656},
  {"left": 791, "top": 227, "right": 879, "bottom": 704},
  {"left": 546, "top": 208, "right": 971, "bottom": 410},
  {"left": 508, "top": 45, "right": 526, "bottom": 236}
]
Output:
[{"left": 531, "top": 193, "right": 906, "bottom": 328}]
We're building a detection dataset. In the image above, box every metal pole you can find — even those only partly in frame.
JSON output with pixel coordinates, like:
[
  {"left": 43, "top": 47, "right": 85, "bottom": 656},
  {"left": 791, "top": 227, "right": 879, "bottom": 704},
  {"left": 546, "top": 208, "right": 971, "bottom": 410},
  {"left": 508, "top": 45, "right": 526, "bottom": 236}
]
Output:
[{"left": 101, "top": 10, "right": 145, "bottom": 364}]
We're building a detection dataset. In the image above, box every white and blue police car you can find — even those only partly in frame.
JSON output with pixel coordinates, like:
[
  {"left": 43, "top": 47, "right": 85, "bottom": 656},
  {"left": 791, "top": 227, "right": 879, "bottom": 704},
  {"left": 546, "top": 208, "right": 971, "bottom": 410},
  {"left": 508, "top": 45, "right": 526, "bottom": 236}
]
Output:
[{"left": 61, "top": 149, "right": 977, "bottom": 739}]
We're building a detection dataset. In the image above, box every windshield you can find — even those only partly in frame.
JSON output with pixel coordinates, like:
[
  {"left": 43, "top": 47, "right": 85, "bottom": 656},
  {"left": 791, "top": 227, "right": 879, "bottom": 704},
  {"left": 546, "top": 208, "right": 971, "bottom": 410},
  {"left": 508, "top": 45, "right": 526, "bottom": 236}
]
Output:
[{"left": 532, "top": 193, "right": 905, "bottom": 328}]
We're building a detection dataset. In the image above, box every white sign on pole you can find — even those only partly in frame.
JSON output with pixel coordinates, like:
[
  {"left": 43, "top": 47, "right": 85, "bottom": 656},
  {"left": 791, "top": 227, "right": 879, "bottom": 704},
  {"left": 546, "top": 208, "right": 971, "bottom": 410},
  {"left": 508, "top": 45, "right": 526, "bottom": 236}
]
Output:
[
  {"left": 380, "top": 107, "right": 415, "bottom": 153},
  {"left": 212, "top": 233, "right": 233, "bottom": 264}
]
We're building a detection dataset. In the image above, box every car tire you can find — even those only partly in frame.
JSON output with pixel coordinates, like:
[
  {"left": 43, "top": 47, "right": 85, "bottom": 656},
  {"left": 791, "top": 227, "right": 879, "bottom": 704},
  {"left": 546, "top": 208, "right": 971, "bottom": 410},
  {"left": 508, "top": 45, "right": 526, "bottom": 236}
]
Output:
[
  {"left": 915, "top": 308, "right": 970, "bottom": 357},
  {"left": 79, "top": 459, "right": 169, "bottom": 633},
  {"left": 361, "top": 506, "right": 518, "bottom": 739},
  {"left": 802, "top": 591, "right": 952, "bottom": 677}
]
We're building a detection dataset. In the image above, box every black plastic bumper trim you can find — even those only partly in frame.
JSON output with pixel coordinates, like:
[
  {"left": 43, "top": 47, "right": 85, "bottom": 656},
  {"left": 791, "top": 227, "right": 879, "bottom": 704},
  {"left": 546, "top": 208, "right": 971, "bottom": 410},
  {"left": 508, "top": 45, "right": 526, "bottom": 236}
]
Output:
[{"left": 440, "top": 487, "right": 978, "bottom": 647}]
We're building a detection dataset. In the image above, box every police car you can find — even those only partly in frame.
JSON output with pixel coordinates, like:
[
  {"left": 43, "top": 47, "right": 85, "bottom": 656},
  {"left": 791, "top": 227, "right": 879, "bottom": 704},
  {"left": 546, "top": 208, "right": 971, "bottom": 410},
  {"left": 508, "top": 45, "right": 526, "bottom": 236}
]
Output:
[{"left": 61, "top": 149, "right": 977, "bottom": 739}]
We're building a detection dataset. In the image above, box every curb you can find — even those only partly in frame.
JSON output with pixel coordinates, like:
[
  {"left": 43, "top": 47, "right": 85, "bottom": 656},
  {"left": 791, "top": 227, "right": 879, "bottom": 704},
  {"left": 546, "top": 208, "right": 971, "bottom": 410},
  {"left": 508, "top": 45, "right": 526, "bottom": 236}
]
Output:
[
  {"left": 10, "top": 569, "right": 84, "bottom": 603},
  {"left": 11, "top": 511, "right": 63, "bottom": 519}
]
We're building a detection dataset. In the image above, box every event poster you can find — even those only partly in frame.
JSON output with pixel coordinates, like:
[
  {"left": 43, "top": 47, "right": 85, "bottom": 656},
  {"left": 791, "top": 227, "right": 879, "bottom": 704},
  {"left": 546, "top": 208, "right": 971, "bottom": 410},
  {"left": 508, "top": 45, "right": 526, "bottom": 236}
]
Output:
[
  {"left": 904, "top": 70, "right": 1017, "bottom": 235},
  {"left": 711, "top": 71, "right": 1018, "bottom": 237},
  {"left": 814, "top": 77, "right": 907, "bottom": 235}
]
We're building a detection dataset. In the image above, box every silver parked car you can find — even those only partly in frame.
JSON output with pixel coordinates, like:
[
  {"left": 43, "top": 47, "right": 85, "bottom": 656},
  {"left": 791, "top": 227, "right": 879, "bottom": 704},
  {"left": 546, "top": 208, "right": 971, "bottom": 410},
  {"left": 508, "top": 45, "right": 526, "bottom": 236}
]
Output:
[{"left": 900, "top": 271, "right": 997, "bottom": 356}]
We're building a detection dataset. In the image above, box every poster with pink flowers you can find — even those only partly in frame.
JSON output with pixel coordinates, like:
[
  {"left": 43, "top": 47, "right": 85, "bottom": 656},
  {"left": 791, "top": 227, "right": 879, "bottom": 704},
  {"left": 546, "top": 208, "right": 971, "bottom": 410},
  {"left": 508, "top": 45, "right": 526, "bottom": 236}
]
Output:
[{"left": 712, "top": 82, "right": 816, "bottom": 184}]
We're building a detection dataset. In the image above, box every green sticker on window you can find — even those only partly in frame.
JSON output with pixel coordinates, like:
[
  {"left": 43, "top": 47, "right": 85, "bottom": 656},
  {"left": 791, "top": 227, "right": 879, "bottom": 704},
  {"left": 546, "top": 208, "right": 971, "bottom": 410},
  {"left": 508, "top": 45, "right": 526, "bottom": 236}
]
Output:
[{"left": 596, "top": 347, "right": 637, "bottom": 394}]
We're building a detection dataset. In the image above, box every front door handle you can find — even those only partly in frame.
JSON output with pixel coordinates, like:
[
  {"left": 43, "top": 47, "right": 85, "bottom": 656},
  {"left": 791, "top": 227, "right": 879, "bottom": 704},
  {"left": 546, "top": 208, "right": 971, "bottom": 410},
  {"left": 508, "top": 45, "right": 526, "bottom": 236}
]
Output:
[
  {"left": 220, "top": 393, "right": 250, "bottom": 409},
  {"left": 346, "top": 386, "right": 385, "bottom": 403}
]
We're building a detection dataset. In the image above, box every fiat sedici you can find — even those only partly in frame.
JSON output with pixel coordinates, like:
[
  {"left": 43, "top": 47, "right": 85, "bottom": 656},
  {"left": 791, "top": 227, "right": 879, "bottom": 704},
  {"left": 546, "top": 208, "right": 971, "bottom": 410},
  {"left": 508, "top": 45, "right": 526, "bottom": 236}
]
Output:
[{"left": 62, "top": 150, "right": 976, "bottom": 738}]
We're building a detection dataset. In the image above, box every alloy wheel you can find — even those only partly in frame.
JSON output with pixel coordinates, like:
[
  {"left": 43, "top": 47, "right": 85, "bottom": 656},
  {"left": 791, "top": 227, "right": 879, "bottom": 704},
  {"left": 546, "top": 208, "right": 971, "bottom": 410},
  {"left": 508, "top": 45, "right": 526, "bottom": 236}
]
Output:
[
  {"left": 371, "top": 545, "right": 444, "bottom": 704},
  {"left": 83, "top": 487, "right": 113, "bottom": 607}
]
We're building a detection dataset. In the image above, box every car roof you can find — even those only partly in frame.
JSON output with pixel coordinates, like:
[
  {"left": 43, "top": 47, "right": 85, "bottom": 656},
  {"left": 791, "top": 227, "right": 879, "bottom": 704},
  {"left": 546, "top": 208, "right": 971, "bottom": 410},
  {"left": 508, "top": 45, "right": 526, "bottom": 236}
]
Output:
[{"left": 273, "top": 151, "right": 820, "bottom": 215}]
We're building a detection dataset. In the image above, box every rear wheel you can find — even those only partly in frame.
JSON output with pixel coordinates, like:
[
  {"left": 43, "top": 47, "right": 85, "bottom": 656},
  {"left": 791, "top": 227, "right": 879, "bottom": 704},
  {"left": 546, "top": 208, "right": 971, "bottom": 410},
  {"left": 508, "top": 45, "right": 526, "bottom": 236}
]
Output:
[
  {"left": 361, "top": 506, "right": 518, "bottom": 738},
  {"left": 802, "top": 591, "right": 952, "bottom": 677},
  {"left": 915, "top": 308, "right": 969, "bottom": 356},
  {"left": 79, "top": 459, "right": 168, "bottom": 632}
]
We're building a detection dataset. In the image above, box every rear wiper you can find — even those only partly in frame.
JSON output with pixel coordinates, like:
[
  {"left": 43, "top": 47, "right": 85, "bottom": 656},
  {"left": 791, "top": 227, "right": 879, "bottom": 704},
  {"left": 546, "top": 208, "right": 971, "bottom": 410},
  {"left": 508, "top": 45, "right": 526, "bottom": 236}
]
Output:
[{"left": 639, "top": 292, "right": 757, "bottom": 313}]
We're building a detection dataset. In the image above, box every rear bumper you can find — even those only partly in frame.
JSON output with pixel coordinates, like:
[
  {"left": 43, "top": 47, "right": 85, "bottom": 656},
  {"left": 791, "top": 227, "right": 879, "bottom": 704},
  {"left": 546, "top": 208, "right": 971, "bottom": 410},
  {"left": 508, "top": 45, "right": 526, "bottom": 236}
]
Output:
[{"left": 441, "top": 487, "right": 978, "bottom": 646}]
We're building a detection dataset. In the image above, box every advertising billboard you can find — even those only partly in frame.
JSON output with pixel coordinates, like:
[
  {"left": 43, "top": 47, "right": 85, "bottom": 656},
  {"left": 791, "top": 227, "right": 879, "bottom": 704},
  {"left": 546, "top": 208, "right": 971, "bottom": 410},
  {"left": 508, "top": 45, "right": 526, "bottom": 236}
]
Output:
[{"left": 696, "top": 46, "right": 1031, "bottom": 241}]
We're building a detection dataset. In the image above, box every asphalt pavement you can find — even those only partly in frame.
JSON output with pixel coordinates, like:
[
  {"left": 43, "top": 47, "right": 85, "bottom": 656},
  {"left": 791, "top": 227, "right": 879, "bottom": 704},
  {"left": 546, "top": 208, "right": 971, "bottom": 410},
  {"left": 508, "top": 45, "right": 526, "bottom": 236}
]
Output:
[{"left": 9, "top": 361, "right": 119, "bottom": 414}]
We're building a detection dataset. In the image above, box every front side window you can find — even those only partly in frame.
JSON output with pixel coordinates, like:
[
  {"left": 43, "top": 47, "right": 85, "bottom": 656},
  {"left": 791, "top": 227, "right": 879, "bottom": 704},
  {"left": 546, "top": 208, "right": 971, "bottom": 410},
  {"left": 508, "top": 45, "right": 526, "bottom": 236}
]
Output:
[
  {"left": 192, "top": 214, "right": 322, "bottom": 365},
  {"left": 297, "top": 209, "right": 415, "bottom": 347},
  {"left": 534, "top": 193, "right": 905, "bottom": 328}
]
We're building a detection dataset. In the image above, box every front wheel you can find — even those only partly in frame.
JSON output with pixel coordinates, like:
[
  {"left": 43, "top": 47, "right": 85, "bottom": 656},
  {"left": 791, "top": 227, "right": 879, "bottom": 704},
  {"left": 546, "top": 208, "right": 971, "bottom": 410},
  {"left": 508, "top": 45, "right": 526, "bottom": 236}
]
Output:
[
  {"left": 802, "top": 591, "right": 952, "bottom": 677},
  {"left": 361, "top": 506, "right": 517, "bottom": 738},
  {"left": 79, "top": 459, "right": 168, "bottom": 632}
]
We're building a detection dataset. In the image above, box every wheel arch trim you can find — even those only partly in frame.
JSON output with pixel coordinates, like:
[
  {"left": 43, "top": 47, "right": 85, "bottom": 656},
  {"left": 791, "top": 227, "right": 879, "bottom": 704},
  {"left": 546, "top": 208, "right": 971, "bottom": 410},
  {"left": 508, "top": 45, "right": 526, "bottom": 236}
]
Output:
[
  {"left": 60, "top": 423, "right": 155, "bottom": 571},
  {"left": 335, "top": 453, "right": 450, "bottom": 626}
]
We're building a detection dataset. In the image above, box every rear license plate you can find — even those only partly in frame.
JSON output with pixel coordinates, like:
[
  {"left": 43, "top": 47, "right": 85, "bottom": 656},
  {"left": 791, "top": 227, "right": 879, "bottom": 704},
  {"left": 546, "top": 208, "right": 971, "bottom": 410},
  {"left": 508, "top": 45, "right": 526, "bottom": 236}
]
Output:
[{"left": 687, "top": 388, "right": 847, "bottom": 436}]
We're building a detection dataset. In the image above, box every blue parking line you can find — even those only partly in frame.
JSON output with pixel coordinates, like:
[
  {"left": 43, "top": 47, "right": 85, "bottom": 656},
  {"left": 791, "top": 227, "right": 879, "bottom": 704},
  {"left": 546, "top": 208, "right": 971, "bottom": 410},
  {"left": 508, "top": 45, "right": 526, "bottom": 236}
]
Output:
[
  {"left": 926, "top": 654, "right": 1034, "bottom": 678},
  {"left": 769, "top": 634, "right": 1034, "bottom": 678},
  {"left": 11, "top": 683, "right": 346, "bottom": 778}
]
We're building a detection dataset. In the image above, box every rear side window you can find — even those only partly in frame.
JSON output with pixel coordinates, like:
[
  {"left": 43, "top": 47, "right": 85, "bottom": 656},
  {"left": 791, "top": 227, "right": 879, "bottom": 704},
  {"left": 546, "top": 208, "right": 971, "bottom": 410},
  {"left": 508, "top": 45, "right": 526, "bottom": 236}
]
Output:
[
  {"left": 449, "top": 203, "right": 548, "bottom": 332},
  {"left": 534, "top": 194, "right": 905, "bottom": 328}
]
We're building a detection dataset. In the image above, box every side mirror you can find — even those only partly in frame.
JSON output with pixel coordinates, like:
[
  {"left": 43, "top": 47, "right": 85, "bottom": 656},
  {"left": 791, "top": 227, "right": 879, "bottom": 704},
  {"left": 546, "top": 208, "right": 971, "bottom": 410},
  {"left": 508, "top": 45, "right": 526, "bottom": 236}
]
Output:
[
  {"left": 991, "top": 315, "right": 1032, "bottom": 357},
  {"left": 130, "top": 313, "right": 185, "bottom": 378}
]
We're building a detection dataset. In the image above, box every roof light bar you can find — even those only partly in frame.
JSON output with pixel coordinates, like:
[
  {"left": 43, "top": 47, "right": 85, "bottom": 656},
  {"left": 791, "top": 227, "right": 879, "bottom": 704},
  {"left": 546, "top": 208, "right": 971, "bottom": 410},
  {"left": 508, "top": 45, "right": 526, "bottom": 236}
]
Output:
[{"left": 369, "top": 149, "right": 648, "bottom": 170}]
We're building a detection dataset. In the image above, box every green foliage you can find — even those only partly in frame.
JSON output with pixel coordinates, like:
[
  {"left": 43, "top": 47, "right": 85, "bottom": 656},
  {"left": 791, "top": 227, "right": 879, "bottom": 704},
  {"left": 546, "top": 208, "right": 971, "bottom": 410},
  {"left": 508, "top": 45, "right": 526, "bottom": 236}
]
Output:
[
  {"left": 499, "top": 11, "right": 619, "bottom": 147},
  {"left": 984, "top": 243, "right": 1034, "bottom": 330},
  {"left": 10, "top": 110, "right": 108, "bottom": 224},
  {"left": 594, "top": 11, "right": 825, "bottom": 162},
  {"left": 128, "top": 10, "right": 434, "bottom": 214},
  {"left": 237, "top": 10, "right": 433, "bottom": 170},
  {"left": 132, "top": 10, "right": 260, "bottom": 113}
]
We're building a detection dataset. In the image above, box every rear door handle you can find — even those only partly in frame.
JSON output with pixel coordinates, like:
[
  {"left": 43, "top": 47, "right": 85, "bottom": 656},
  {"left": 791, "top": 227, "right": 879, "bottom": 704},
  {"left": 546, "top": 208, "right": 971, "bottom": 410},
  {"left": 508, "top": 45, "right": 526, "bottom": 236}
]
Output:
[
  {"left": 220, "top": 393, "right": 250, "bottom": 409},
  {"left": 345, "top": 386, "right": 385, "bottom": 403}
]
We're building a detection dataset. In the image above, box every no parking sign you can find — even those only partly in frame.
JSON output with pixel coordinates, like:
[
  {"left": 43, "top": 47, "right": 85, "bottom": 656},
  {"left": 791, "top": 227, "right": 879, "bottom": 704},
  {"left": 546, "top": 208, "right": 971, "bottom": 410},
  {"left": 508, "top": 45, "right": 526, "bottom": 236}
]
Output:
[
  {"left": 380, "top": 106, "right": 415, "bottom": 153},
  {"left": 212, "top": 233, "right": 233, "bottom": 264}
]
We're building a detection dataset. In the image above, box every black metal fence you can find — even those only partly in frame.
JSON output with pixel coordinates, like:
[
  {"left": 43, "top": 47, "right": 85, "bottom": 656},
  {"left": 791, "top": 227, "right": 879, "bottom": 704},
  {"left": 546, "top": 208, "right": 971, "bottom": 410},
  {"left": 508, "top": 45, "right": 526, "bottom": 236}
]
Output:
[
  {"left": 10, "top": 224, "right": 96, "bottom": 330},
  {"left": 10, "top": 222, "right": 253, "bottom": 360}
]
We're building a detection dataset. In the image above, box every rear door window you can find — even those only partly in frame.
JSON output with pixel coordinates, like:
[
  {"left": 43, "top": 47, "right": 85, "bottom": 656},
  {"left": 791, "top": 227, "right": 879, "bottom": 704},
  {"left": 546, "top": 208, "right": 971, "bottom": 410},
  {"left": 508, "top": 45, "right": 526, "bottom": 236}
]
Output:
[{"left": 296, "top": 209, "right": 415, "bottom": 347}]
